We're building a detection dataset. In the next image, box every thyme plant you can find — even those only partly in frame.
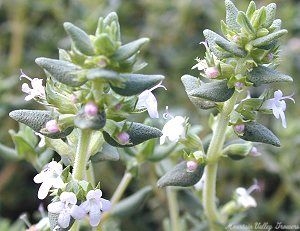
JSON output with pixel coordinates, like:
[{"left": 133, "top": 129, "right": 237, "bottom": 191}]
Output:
[{"left": 5, "top": 0, "right": 294, "bottom": 230}]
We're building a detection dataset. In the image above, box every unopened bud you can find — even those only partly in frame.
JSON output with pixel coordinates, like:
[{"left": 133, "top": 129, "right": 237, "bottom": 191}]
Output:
[
  {"left": 224, "top": 142, "right": 253, "bottom": 160},
  {"left": 45, "top": 120, "right": 60, "bottom": 133},
  {"left": 249, "top": 147, "right": 261, "bottom": 157},
  {"left": 117, "top": 132, "right": 130, "bottom": 145},
  {"left": 234, "top": 124, "right": 245, "bottom": 135},
  {"left": 205, "top": 67, "right": 219, "bottom": 79},
  {"left": 186, "top": 160, "right": 198, "bottom": 172},
  {"left": 84, "top": 102, "right": 98, "bottom": 116}
]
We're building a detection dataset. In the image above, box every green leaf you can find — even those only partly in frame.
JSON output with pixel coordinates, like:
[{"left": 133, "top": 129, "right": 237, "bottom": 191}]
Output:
[
  {"left": 203, "top": 29, "right": 231, "bottom": 59},
  {"left": 239, "top": 121, "right": 280, "bottom": 147},
  {"left": 63, "top": 22, "right": 95, "bottom": 56},
  {"left": 35, "top": 57, "right": 86, "bottom": 87},
  {"left": 110, "top": 186, "right": 153, "bottom": 218},
  {"left": 110, "top": 73, "right": 164, "bottom": 96},
  {"left": 214, "top": 35, "right": 246, "bottom": 57},
  {"left": 103, "top": 122, "right": 162, "bottom": 147},
  {"left": 113, "top": 38, "right": 149, "bottom": 61},
  {"left": 251, "top": 29, "right": 287, "bottom": 47},
  {"left": 9, "top": 130, "right": 37, "bottom": 162},
  {"left": 188, "top": 80, "right": 235, "bottom": 102},
  {"left": 94, "top": 34, "right": 117, "bottom": 55},
  {"left": 0, "top": 143, "right": 19, "bottom": 161},
  {"left": 224, "top": 0, "right": 240, "bottom": 30},
  {"left": 157, "top": 161, "right": 204, "bottom": 187},
  {"left": 86, "top": 68, "right": 122, "bottom": 86},
  {"left": 90, "top": 142, "right": 120, "bottom": 162},
  {"left": 45, "top": 81, "right": 77, "bottom": 114},
  {"left": 251, "top": 7, "right": 267, "bottom": 30},
  {"left": 237, "top": 11, "right": 255, "bottom": 35},
  {"left": 181, "top": 75, "right": 216, "bottom": 109},
  {"left": 248, "top": 65, "right": 293, "bottom": 86},
  {"left": 246, "top": 1, "right": 256, "bottom": 19},
  {"left": 103, "top": 12, "right": 121, "bottom": 41},
  {"left": 263, "top": 3, "right": 277, "bottom": 28},
  {"left": 9, "top": 110, "right": 73, "bottom": 139},
  {"left": 269, "top": 19, "right": 282, "bottom": 32}
]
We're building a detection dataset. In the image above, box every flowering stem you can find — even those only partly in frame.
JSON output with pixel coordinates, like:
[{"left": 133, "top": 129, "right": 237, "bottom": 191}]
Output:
[
  {"left": 203, "top": 92, "right": 238, "bottom": 230},
  {"left": 72, "top": 129, "right": 92, "bottom": 180},
  {"left": 166, "top": 187, "right": 180, "bottom": 231}
]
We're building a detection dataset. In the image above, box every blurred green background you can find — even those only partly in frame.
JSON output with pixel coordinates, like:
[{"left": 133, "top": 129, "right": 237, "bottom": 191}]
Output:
[{"left": 0, "top": 0, "right": 299, "bottom": 230}]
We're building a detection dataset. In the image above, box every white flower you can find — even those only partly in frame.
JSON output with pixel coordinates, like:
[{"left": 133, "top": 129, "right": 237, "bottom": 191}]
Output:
[
  {"left": 33, "top": 161, "right": 65, "bottom": 200},
  {"left": 80, "top": 189, "right": 111, "bottom": 227},
  {"left": 136, "top": 82, "right": 166, "bottom": 118},
  {"left": 160, "top": 115, "right": 186, "bottom": 145},
  {"left": 20, "top": 70, "right": 45, "bottom": 101},
  {"left": 235, "top": 187, "right": 257, "bottom": 208},
  {"left": 261, "top": 90, "right": 294, "bottom": 128},
  {"left": 48, "top": 192, "right": 86, "bottom": 229}
]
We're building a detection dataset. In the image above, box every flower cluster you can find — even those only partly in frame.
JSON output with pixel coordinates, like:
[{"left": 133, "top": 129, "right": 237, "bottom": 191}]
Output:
[
  {"left": 48, "top": 189, "right": 111, "bottom": 228},
  {"left": 34, "top": 161, "right": 111, "bottom": 229}
]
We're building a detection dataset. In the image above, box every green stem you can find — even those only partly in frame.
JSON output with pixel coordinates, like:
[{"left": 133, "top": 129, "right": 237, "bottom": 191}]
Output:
[
  {"left": 203, "top": 92, "right": 238, "bottom": 230},
  {"left": 72, "top": 129, "right": 92, "bottom": 180},
  {"left": 110, "top": 172, "right": 133, "bottom": 205},
  {"left": 99, "top": 171, "right": 133, "bottom": 225},
  {"left": 166, "top": 187, "right": 180, "bottom": 231}
]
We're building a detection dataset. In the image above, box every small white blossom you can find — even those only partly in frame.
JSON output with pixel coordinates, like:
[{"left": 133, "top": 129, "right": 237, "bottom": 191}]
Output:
[
  {"left": 48, "top": 192, "right": 86, "bottom": 229},
  {"left": 80, "top": 189, "right": 111, "bottom": 227},
  {"left": 235, "top": 187, "right": 257, "bottom": 208},
  {"left": 160, "top": 115, "right": 186, "bottom": 145},
  {"left": 33, "top": 161, "right": 64, "bottom": 200},
  {"left": 20, "top": 70, "right": 45, "bottom": 101},
  {"left": 136, "top": 82, "right": 166, "bottom": 119},
  {"left": 261, "top": 90, "right": 294, "bottom": 128}
]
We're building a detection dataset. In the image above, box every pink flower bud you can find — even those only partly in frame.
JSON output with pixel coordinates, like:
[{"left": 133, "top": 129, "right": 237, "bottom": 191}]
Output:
[
  {"left": 117, "top": 132, "right": 130, "bottom": 145},
  {"left": 234, "top": 124, "right": 245, "bottom": 134},
  {"left": 84, "top": 102, "right": 98, "bottom": 116},
  {"left": 186, "top": 160, "right": 198, "bottom": 172},
  {"left": 45, "top": 120, "right": 59, "bottom": 133},
  {"left": 205, "top": 67, "right": 219, "bottom": 79},
  {"left": 250, "top": 147, "right": 261, "bottom": 157}
]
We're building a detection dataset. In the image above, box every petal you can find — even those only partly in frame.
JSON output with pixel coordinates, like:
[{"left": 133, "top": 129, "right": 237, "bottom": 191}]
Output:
[
  {"left": 58, "top": 210, "right": 71, "bottom": 229},
  {"left": 279, "top": 110, "right": 287, "bottom": 128},
  {"left": 136, "top": 91, "right": 150, "bottom": 109},
  {"left": 89, "top": 202, "right": 102, "bottom": 227},
  {"left": 144, "top": 92, "right": 159, "bottom": 118},
  {"left": 100, "top": 199, "right": 111, "bottom": 212},
  {"left": 24, "top": 94, "right": 34, "bottom": 101},
  {"left": 70, "top": 205, "right": 86, "bottom": 220},
  {"left": 48, "top": 161, "right": 63, "bottom": 174},
  {"left": 33, "top": 173, "right": 44, "bottom": 183},
  {"left": 38, "top": 181, "right": 52, "bottom": 199},
  {"left": 274, "top": 90, "right": 283, "bottom": 99},
  {"left": 272, "top": 105, "right": 280, "bottom": 119},
  {"left": 160, "top": 135, "right": 166, "bottom": 145},
  {"left": 31, "top": 78, "right": 44, "bottom": 90},
  {"left": 48, "top": 201, "right": 64, "bottom": 213},
  {"left": 60, "top": 192, "right": 77, "bottom": 205},
  {"left": 79, "top": 201, "right": 90, "bottom": 213},
  {"left": 21, "top": 83, "right": 31, "bottom": 94}
]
